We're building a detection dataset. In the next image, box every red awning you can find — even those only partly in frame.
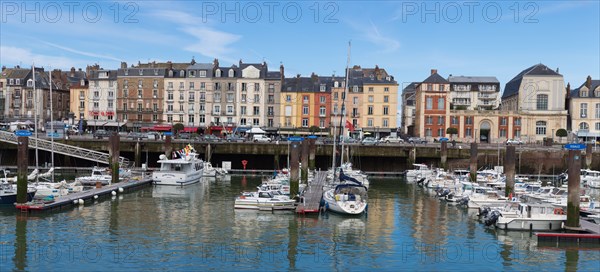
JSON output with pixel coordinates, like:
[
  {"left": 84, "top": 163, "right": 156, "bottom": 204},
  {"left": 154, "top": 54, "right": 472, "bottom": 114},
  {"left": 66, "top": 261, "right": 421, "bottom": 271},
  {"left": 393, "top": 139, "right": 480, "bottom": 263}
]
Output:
[
  {"left": 153, "top": 125, "right": 172, "bottom": 131},
  {"left": 210, "top": 126, "right": 223, "bottom": 130},
  {"left": 183, "top": 127, "right": 197, "bottom": 132}
]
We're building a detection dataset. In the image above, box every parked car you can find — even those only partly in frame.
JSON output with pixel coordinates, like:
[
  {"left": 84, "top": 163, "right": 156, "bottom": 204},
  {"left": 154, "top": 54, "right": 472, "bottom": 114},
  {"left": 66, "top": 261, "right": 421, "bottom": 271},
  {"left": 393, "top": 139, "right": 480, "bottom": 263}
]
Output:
[
  {"left": 253, "top": 134, "right": 272, "bottom": 143},
  {"left": 380, "top": 136, "right": 404, "bottom": 144},
  {"left": 93, "top": 129, "right": 112, "bottom": 139},
  {"left": 201, "top": 134, "right": 221, "bottom": 142},
  {"left": 226, "top": 135, "right": 245, "bottom": 142},
  {"left": 361, "top": 137, "right": 379, "bottom": 145},
  {"left": 506, "top": 139, "right": 524, "bottom": 145},
  {"left": 127, "top": 132, "right": 146, "bottom": 140},
  {"left": 178, "top": 133, "right": 192, "bottom": 140},
  {"left": 408, "top": 137, "right": 427, "bottom": 144},
  {"left": 146, "top": 132, "right": 161, "bottom": 140}
]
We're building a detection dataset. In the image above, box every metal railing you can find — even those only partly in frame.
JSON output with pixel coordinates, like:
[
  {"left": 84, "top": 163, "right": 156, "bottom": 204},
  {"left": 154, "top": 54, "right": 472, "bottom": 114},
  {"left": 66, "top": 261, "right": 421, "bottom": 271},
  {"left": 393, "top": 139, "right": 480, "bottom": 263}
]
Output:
[{"left": 0, "top": 130, "right": 129, "bottom": 166}]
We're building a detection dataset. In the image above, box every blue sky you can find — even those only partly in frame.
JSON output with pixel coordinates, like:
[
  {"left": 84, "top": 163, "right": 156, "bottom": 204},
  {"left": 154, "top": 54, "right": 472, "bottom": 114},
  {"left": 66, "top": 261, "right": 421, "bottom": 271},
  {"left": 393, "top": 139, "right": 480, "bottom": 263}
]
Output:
[{"left": 1, "top": 0, "right": 599, "bottom": 93}]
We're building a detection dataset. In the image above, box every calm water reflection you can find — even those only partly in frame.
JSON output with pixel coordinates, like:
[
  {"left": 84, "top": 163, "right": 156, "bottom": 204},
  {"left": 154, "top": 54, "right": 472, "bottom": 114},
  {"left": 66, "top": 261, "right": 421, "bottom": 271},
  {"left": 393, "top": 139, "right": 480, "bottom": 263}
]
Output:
[{"left": 0, "top": 176, "right": 598, "bottom": 271}]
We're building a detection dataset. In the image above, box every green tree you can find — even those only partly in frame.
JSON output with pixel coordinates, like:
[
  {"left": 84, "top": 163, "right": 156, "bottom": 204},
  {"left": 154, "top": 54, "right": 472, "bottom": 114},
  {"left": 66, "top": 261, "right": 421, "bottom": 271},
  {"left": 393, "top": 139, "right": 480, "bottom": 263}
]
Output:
[
  {"left": 556, "top": 128, "right": 568, "bottom": 143},
  {"left": 309, "top": 125, "right": 321, "bottom": 134},
  {"left": 446, "top": 127, "right": 458, "bottom": 138},
  {"left": 173, "top": 123, "right": 184, "bottom": 134}
]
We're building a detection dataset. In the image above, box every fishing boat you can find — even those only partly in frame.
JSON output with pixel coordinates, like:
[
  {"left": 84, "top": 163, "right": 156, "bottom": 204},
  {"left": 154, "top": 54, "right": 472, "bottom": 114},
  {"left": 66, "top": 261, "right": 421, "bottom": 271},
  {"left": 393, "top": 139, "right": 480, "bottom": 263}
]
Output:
[{"left": 153, "top": 145, "right": 204, "bottom": 186}]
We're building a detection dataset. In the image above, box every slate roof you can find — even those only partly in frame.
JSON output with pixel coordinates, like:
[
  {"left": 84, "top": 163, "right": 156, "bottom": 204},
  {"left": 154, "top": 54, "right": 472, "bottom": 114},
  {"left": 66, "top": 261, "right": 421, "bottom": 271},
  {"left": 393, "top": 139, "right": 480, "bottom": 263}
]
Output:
[
  {"left": 88, "top": 70, "right": 118, "bottom": 80},
  {"left": 502, "top": 63, "right": 562, "bottom": 99},
  {"left": 571, "top": 80, "right": 600, "bottom": 98},
  {"left": 187, "top": 63, "right": 213, "bottom": 70},
  {"left": 1, "top": 68, "right": 30, "bottom": 80},
  {"left": 266, "top": 71, "right": 281, "bottom": 80},
  {"left": 117, "top": 68, "right": 166, "bottom": 77},
  {"left": 422, "top": 73, "right": 448, "bottom": 84},
  {"left": 282, "top": 76, "right": 344, "bottom": 93},
  {"left": 448, "top": 76, "right": 499, "bottom": 83},
  {"left": 402, "top": 82, "right": 419, "bottom": 94}
]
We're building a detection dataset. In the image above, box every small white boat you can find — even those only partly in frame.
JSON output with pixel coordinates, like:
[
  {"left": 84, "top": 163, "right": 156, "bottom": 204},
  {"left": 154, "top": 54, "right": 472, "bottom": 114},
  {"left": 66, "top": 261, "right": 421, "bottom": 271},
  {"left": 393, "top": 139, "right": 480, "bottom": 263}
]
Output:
[
  {"left": 153, "top": 148, "right": 204, "bottom": 186},
  {"left": 234, "top": 191, "right": 296, "bottom": 210},
  {"left": 203, "top": 162, "right": 228, "bottom": 177},
  {"left": 490, "top": 203, "right": 566, "bottom": 231},
  {"left": 34, "top": 180, "right": 83, "bottom": 198},
  {"left": 405, "top": 164, "right": 434, "bottom": 182},
  {"left": 75, "top": 167, "right": 131, "bottom": 186},
  {"left": 323, "top": 183, "right": 368, "bottom": 215},
  {"left": 0, "top": 182, "right": 36, "bottom": 205}
]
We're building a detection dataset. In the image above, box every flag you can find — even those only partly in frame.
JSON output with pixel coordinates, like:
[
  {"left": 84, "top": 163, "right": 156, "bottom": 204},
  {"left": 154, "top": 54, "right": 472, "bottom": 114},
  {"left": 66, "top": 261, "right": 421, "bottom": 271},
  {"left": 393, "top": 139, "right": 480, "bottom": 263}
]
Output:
[{"left": 345, "top": 120, "right": 355, "bottom": 132}]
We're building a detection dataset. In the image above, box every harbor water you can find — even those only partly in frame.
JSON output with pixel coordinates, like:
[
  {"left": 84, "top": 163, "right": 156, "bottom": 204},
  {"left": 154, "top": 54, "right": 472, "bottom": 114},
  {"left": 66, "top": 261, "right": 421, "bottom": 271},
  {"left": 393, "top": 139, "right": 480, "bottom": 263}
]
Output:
[{"left": 1, "top": 176, "right": 598, "bottom": 271}]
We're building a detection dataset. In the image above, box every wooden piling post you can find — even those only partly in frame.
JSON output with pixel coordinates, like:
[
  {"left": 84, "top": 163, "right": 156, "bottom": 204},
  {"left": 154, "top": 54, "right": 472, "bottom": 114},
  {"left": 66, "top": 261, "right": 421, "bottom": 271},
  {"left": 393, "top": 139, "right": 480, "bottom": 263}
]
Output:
[
  {"left": 566, "top": 149, "right": 581, "bottom": 228},
  {"left": 134, "top": 141, "right": 141, "bottom": 167},
  {"left": 309, "top": 138, "right": 316, "bottom": 170},
  {"left": 440, "top": 141, "right": 448, "bottom": 170},
  {"left": 290, "top": 141, "right": 300, "bottom": 197},
  {"left": 585, "top": 144, "right": 592, "bottom": 169},
  {"left": 165, "top": 135, "right": 172, "bottom": 158},
  {"left": 301, "top": 139, "right": 309, "bottom": 183},
  {"left": 470, "top": 143, "right": 478, "bottom": 182},
  {"left": 109, "top": 133, "right": 121, "bottom": 184},
  {"left": 16, "top": 136, "right": 29, "bottom": 204},
  {"left": 505, "top": 145, "right": 516, "bottom": 197}
]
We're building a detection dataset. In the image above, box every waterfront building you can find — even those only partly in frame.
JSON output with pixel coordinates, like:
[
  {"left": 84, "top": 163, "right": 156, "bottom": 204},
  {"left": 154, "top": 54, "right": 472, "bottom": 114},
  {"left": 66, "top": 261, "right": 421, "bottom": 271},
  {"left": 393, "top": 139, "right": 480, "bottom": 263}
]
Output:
[
  {"left": 82, "top": 68, "right": 120, "bottom": 129},
  {"left": 501, "top": 63, "right": 568, "bottom": 143},
  {"left": 281, "top": 74, "right": 337, "bottom": 134},
  {"left": 117, "top": 63, "right": 166, "bottom": 131},
  {"left": 0, "top": 66, "right": 72, "bottom": 125},
  {"left": 263, "top": 65, "right": 284, "bottom": 133},
  {"left": 569, "top": 76, "right": 600, "bottom": 142},
  {"left": 414, "top": 69, "right": 451, "bottom": 140},
  {"left": 400, "top": 82, "right": 418, "bottom": 136}
]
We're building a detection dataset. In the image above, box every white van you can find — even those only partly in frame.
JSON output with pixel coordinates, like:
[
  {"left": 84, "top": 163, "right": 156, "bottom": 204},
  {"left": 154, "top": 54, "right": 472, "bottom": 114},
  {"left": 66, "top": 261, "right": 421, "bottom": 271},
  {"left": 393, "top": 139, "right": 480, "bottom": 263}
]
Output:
[{"left": 252, "top": 134, "right": 271, "bottom": 143}]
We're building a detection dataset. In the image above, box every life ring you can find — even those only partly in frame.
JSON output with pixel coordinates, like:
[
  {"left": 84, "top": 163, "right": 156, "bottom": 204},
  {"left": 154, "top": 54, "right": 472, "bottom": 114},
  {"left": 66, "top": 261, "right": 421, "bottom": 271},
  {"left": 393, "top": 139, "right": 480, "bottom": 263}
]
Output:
[{"left": 553, "top": 208, "right": 565, "bottom": 215}]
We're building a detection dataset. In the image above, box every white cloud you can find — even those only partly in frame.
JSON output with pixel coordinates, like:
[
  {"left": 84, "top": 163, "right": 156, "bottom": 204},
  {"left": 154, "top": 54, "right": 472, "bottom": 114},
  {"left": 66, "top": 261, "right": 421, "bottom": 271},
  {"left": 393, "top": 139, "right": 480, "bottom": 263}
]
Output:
[
  {"left": 41, "top": 42, "right": 122, "bottom": 62},
  {"left": 182, "top": 26, "right": 241, "bottom": 64},
  {"left": 346, "top": 19, "right": 400, "bottom": 54},
  {"left": 0, "top": 46, "right": 90, "bottom": 69}
]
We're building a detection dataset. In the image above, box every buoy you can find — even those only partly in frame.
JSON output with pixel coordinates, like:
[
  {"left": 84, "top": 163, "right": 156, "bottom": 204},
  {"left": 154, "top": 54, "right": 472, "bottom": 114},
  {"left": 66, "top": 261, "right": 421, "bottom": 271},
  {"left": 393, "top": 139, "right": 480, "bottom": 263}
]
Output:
[
  {"left": 118, "top": 187, "right": 124, "bottom": 193},
  {"left": 93, "top": 195, "right": 98, "bottom": 200},
  {"left": 73, "top": 200, "right": 78, "bottom": 204},
  {"left": 111, "top": 191, "right": 117, "bottom": 196},
  {"left": 78, "top": 199, "right": 84, "bottom": 205}
]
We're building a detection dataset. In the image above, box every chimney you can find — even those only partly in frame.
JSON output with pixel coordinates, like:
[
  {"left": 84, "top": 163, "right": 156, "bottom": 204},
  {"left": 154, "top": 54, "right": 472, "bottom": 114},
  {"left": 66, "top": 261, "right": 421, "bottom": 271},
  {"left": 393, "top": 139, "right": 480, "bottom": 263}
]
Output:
[
  {"left": 280, "top": 64, "right": 284, "bottom": 82},
  {"left": 120, "top": 62, "right": 127, "bottom": 69},
  {"left": 239, "top": 59, "right": 243, "bottom": 67},
  {"left": 70, "top": 67, "right": 76, "bottom": 77},
  {"left": 213, "top": 58, "right": 219, "bottom": 69},
  {"left": 167, "top": 61, "right": 173, "bottom": 70},
  {"left": 556, "top": 67, "right": 559, "bottom": 73},
  {"left": 566, "top": 83, "right": 571, "bottom": 98},
  {"left": 431, "top": 69, "right": 437, "bottom": 75},
  {"left": 586, "top": 75, "right": 592, "bottom": 88}
]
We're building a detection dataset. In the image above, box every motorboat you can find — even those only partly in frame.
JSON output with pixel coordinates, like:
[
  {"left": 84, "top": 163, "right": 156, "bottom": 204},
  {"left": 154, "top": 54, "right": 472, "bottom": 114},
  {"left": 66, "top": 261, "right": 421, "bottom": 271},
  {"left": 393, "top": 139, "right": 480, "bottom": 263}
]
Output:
[
  {"left": 234, "top": 190, "right": 296, "bottom": 210},
  {"left": 203, "top": 162, "right": 228, "bottom": 177},
  {"left": 153, "top": 145, "right": 204, "bottom": 186},
  {"left": 75, "top": 166, "right": 130, "bottom": 186},
  {"left": 581, "top": 169, "right": 600, "bottom": 188},
  {"left": 488, "top": 203, "right": 566, "bottom": 231},
  {"left": 0, "top": 181, "right": 36, "bottom": 205},
  {"left": 34, "top": 180, "right": 83, "bottom": 198},
  {"left": 405, "top": 164, "right": 434, "bottom": 182}
]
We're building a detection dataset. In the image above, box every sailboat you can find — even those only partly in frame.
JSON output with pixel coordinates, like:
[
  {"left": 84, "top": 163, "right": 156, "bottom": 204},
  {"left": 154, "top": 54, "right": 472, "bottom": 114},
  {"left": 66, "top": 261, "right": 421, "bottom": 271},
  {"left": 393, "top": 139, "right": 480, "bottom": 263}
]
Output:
[{"left": 322, "top": 41, "right": 369, "bottom": 215}]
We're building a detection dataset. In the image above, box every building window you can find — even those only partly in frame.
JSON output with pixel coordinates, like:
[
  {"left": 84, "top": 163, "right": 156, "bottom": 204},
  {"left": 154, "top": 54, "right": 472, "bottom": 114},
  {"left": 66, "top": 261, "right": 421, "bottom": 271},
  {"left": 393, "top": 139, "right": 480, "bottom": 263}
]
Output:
[
  {"left": 227, "top": 93, "right": 234, "bottom": 102},
  {"left": 580, "top": 90, "right": 588, "bottom": 97},
  {"left": 579, "top": 122, "right": 589, "bottom": 130},
  {"left": 384, "top": 96, "right": 389, "bottom": 103},
  {"left": 368, "top": 106, "right": 373, "bottom": 115},
  {"left": 199, "top": 70, "right": 206, "bottom": 77},
  {"left": 595, "top": 122, "right": 600, "bottom": 131},
  {"left": 500, "top": 117, "right": 507, "bottom": 126},
  {"left": 426, "top": 116, "right": 433, "bottom": 125},
  {"left": 303, "top": 106, "right": 309, "bottom": 115},
  {"left": 240, "top": 106, "right": 246, "bottom": 115},
  {"left": 425, "top": 128, "right": 432, "bottom": 137},
  {"left": 439, "top": 85, "right": 445, "bottom": 92},
  {"left": 167, "top": 104, "right": 173, "bottom": 112},
  {"left": 451, "top": 116, "right": 459, "bottom": 125},
  {"left": 384, "top": 87, "right": 389, "bottom": 92},
  {"left": 214, "top": 105, "right": 220, "bottom": 114},
  {"left": 319, "top": 106, "right": 326, "bottom": 116},
  {"left": 215, "top": 70, "right": 221, "bottom": 77},
  {"left": 189, "top": 114, "right": 195, "bottom": 123},
  {"left": 137, "top": 89, "right": 142, "bottom": 98},
  {"left": 437, "top": 128, "right": 444, "bottom": 137},
  {"left": 319, "top": 119, "right": 324, "bottom": 128},
  {"left": 303, "top": 96, "right": 309, "bottom": 103},
  {"left": 367, "top": 119, "right": 373, "bottom": 127},
  {"left": 580, "top": 103, "right": 588, "bottom": 118},
  {"left": 268, "top": 106, "right": 274, "bottom": 116},
  {"left": 383, "top": 118, "right": 389, "bottom": 127},
  {"left": 369, "top": 87, "right": 374, "bottom": 92},
  {"left": 240, "top": 118, "right": 247, "bottom": 125},
  {"left": 302, "top": 119, "right": 308, "bottom": 127},
  {"left": 353, "top": 97, "right": 358, "bottom": 105},
  {"left": 499, "top": 129, "right": 507, "bottom": 137},
  {"left": 536, "top": 94, "right": 548, "bottom": 110},
  {"left": 333, "top": 92, "right": 338, "bottom": 100},
  {"left": 320, "top": 96, "right": 326, "bottom": 103},
  {"left": 254, "top": 94, "right": 260, "bottom": 103},
  {"left": 465, "top": 116, "right": 473, "bottom": 125},
  {"left": 466, "top": 128, "right": 472, "bottom": 137},
  {"left": 229, "top": 69, "right": 234, "bottom": 78},
  {"left": 227, "top": 105, "right": 234, "bottom": 114},
  {"left": 427, "top": 84, "right": 432, "bottom": 91},
  {"left": 514, "top": 118, "right": 521, "bottom": 126},
  {"left": 268, "top": 83, "right": 274, "bottom": 93},
  {"left": 368, "top": 96, "right": 374, "bottom": 103},
  {"left": 253, "top": 106, "right": 259, "bottom": 115},
  {"left": 536, "top": 121, "right": 547, "bottom": 135},
  {"left": 167, "top": 92, "right": 173, "bottom": 100},
  {"left": 383, "top": 106, "right": 389, "bottom": 115},
  {"left": 286, "top": 95, "right": 291, "bottom": 102},
  {"left": 353, "top": 86, "right": 359, "bottom": 92},
  {"left": 437, "top": 116, "right": 445, "bottom": 125},
  {"left": 515, "top": 129, "right": 521, "bottom": 138},
  {"left": 268, "top": 95, "right": 274, "bottom": 104},
  {"left": 437, "top": 98, "right": 444, "bottom": 110},
  {"left": 426, "top": 97, "right": 433, "bottom": 109},
  {"left": 108, "top": 101, "right": 114, "bottom": 109},
  {"left": 596, "top": 103, "right": 600, "bottom": 118}
]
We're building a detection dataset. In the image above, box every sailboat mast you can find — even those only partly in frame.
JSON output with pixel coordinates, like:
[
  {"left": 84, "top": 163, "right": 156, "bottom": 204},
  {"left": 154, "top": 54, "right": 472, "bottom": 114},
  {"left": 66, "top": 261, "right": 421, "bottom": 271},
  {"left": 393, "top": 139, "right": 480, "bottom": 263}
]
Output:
[
  {"left": 339, "top": 41, "right": 351, "bottom": 166},
  {"left": 32, "top": 63, "right": 39, "bottom": 171},
  {"left": 49, "top": 68, "right": 54, "bottom": 182}
]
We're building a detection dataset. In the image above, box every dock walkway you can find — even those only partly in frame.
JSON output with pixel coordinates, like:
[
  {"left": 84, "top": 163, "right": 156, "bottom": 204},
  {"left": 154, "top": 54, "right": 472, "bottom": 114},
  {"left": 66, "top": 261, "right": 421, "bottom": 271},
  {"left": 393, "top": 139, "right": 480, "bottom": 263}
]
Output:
[
  {"left": 296, "top": 171, "right": 327, "bottom": 214},
  {"left": 15, "top": 176, "right": 153, "bottom": 212}
]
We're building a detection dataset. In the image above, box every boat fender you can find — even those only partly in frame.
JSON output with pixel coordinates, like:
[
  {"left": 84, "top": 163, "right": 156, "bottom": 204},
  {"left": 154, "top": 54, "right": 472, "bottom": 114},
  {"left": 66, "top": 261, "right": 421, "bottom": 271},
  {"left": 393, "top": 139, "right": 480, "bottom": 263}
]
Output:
[
  {"left": 118, "top": 187, "right": 124, "bottom": 193},
  {"left": 93, "top": 195, "right": 98, "bottom": 200},
  {"left": 111, "top": 191, "right": 117, "bottom": 196},
  {"left": 78, "top": 199, "right": 84, "bottom": 205},
  {"left": 553, "top": 208, "right": 565, "bottom": 215},
  {"left": 73, "top": 200, "right": 79, "bottom": 205}
]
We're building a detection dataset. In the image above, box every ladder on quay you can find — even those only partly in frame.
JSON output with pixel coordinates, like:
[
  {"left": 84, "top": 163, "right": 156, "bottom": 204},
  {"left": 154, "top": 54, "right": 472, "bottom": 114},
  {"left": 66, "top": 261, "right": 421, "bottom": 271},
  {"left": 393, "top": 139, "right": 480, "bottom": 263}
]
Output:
[{"left": 0, "top": 130, "right": 129, "bottom": 166}]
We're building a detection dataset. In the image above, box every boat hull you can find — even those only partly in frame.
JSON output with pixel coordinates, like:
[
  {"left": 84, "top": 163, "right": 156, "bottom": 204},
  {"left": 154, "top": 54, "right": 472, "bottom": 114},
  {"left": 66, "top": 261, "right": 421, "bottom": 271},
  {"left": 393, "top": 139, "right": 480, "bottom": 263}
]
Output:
[
  {"left": 153, "top": 169, "right": 203, "bottom": 186},
  {"left": 496, "top": 217, "right": 565, "bottom": 231},
  {"left": 234, "top": 198, "right": 296, "bottom": 210},
  {"left": 0, "top": 191, "right": 36, "bottom": 205},
  {"left": 323, "top": 191, "right": 367, "bottom": 215}
]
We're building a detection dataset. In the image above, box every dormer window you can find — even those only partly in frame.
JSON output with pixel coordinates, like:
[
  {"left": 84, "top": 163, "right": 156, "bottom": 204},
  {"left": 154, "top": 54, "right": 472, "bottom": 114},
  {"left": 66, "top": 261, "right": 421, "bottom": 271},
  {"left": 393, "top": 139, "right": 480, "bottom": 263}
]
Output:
[
  {"left": 215, "top": 69, "right": 221, "bottom": 77},
  {"left": 124, "top": 69, "right": 129, "bottom": 76},
  {"left": 199, "top": 70, "right": 206, "bottom": 77},
  {"left": 320, "top": 84, "right": 326, "bottom": 92},
  {"left": 15, "top": 79, "right": 20, "bottom": 85},
  {"left": 180, "top": 70, "right": 185, "bottom": 77},
  {"left": 228, "top": 69, "right": 234, "bottom": 77},
  {"left": 138, "top": 69, "right": 143, "bottom": 75},
  {"left": 581, "top": 90, "right": 588, "bottom": 97},
  {"left": 168, "top": 70, "right": 173, "bottom": 77},
  {"left": 334, "top": 81, "right": 339, "bottom": 88},
  {"left": 9, "top": 79, "right": 14, "bottom": 85},
  {"left": 190, "top": 70, "right": 196, "bottom": 77},
  {"left": 594, "top": 88, "right": 600, "bottom": 97},
  {"left": 26, "top": 79, "right": 33, "bottom": 87}
]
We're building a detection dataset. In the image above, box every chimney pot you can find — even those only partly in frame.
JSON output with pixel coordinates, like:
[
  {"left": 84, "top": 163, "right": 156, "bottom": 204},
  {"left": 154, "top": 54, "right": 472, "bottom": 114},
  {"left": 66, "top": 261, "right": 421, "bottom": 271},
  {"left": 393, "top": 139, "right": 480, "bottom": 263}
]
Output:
[
  {"left": 431, "top": 69, "right": 437, "bottom": 75},
  {"left": 586, "top": 75, "right": 592, "bottom": 88}
]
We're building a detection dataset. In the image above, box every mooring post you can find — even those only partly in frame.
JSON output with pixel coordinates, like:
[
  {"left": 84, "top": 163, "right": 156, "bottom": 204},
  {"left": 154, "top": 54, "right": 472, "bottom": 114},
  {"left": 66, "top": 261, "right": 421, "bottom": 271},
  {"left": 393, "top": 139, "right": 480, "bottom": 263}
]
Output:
[
  {"left": 109, "top": 133, "right": 121, "bottom": 184},
  {"left": 585, "top": 144, "right": 592, "bottom": 169},
  {"left": 407, "top": 147, "right": 416, "bottom": 169},
  {"left": 290, "top": 141, "right": 300, "bottom": 197},
  {"left": 16, "top": 136, "right": 29, "bottom": 204},
  {"left": 301, "top": 139, "right": 309, "bottom": 183},
  {"left": 440, "top": 141, "right": 448, "bottom": 170},
  {"left": 134, "top": 141, "right": 141, "bottom": 167},
  {"left": 505, "top": 145, "right": 516, "bottom": 197},
  {"left": 309, "top": 138, "right": 316, "bottom": 170},
  {"left": 205, "top": 144, "right": 212, "bottom": 162},
  {"left": 165, "top": 135, "right": 172, "bottom": 158},
  {"left": 566, "top": 149, "right": 581, "bottom": 228},
  {"left": 470, "top": 143, "right": 478, "bottom": 182}
]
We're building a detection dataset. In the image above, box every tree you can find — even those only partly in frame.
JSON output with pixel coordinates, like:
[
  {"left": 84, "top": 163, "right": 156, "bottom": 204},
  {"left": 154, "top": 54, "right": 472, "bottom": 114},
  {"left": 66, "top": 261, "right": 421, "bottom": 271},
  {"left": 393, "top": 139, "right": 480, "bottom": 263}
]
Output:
[
  {"left": 309, "top": 125, "right": 321, "bottom": 134},
  {"left": 173, "top": 123, "right": 184, "bottom": 134},
  {"left": 556, "top": 128, "right": 568, "bottom": 143},
  {"left": 446, "top": 127, "right": 458, "bottom": 138}
]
